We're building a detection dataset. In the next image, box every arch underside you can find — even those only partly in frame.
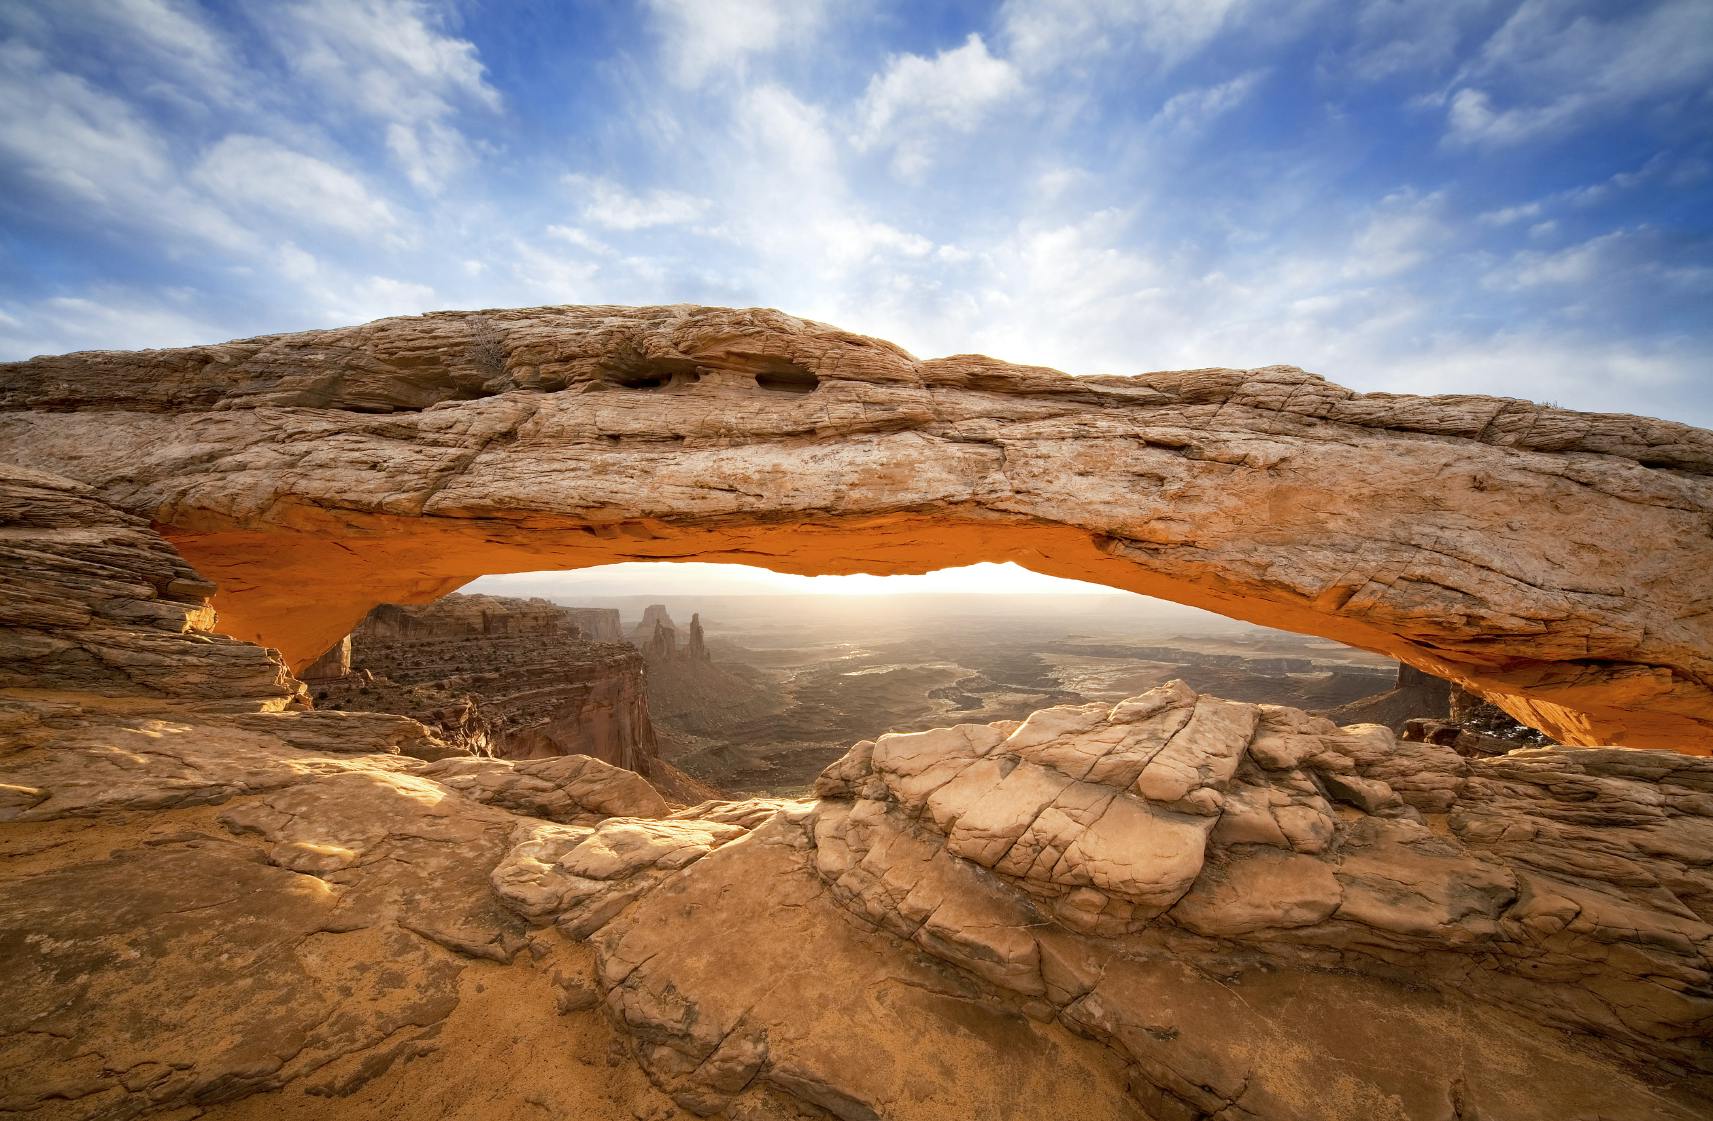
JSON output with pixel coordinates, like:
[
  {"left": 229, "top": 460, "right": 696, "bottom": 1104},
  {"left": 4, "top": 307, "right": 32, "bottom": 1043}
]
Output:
[{"left": 2, "top": 304, "right": 1710, "bottom": 752}]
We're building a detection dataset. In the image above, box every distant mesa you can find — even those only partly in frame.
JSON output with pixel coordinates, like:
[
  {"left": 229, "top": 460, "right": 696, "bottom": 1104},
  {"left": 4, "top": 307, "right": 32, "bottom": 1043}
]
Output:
[{"left": 630, "top": 603, "right": 711, "bottom": 665}]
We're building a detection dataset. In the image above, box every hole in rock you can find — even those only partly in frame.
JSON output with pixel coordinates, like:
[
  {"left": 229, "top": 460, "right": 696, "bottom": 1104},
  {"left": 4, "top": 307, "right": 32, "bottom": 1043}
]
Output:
[
  {"left": 300, "top": 561, "right": 1509, "bottom": 803},
  {"left": 753, "top": 364, "right": 819, "bottom": 394},
  {"left": 599, "top": 353, "right": 703, "bottom": 391}
]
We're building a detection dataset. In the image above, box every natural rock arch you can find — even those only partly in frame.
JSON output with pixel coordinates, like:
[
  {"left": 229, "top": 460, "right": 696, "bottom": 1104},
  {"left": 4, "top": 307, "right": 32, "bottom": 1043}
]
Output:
[{"left": 3, "top": 304, "right": 1710, "bottom": 751}]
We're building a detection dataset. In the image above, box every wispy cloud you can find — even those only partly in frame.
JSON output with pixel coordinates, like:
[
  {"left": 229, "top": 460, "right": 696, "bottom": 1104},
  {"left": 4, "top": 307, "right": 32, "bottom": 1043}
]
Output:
[
  {"left": 1152, "top": 69, "right": 1266, "bottom": 133},
  {"left": 258, "top": 0, "right": 500, "bottom": 191},
  {"left": 564, "top": 174, "right": 711, "bottom": 230},
  {"left": 999, "top": 0, "right": 1250, "bottom": 71},
  {"left": 854, "top": 34, "right": 1022, "bottom": 176},
  {"left": 192, "top": 134, "right": 399, "bottom": 238},
  {"left": 642, "top": 0, "right": 826, "bottom": 88},
  {"left": 1442, "top": 0, "right": 1713, "bottom": 146}
]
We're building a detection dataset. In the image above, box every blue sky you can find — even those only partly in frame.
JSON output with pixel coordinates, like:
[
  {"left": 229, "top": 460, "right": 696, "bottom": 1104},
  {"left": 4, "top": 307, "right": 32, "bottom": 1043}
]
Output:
[{"left": 2, "top": 0, "right": 1711, "bottom": 426}]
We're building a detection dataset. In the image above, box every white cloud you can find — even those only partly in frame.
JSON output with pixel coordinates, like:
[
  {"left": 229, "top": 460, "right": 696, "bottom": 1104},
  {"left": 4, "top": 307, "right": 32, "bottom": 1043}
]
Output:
[
  {"left": 711, "top": 84, "right": 953, "bottom": 282},
  {"left": 1337, "top": 0, "right": 1491, "bottom": 82},
  {"left": 507, "top": 243, "right": 603, "bottom": 304},
  {"left": 643, "top": 0, "right": 826, "bottom": 88},
  {"left": 563, "top": 175, "right": 711, "bottom": 231},
  {"left": 1477, "top": 200, "right": 1543, "bottom": 226},
  {"left": 260, "top": 0, "right": 500, "bottom": 190},
  {"left": 1343, "top": 190, "right": 1448, "bottom": 279},
  {"left": 1485, "top": 229, "right": 1625, "bottom": 290},
  {"left": 385, "top": 119, "right": 473, "bottom": 194},
  {"left": 1478, "top": 154, "right": 1688, "bottom": 228},
  {"left": 342, "top": 275, "right": 438, "bottom": 321},
  {"left": 999, "top": 0, "right": 1249, "bottom": 70},
  {"left": 0, "top": 0, "right": 243, "bottom": 103},
  {"left": 192, "top": 134, "right": 398, "bottom": 237},
  {"left": 1152, "top": 69, "right": 1266, "bottom": 133},
  {"left": 1378, "top": 333, "right": 1705, "bottom": 420},
  {"left": 854, "top": 34, "right": 1022, "bottom": 176},
  {"left": 1444, "top": 0, "right": 1713, "bottom": 146},
  {"left": 1482, "top": 227, "right": 1709, "bottom": 294},
  {"left": 0, "top": 42, "right": 170, "bottom": 200},
  {"left": 546, "top": 225, "right": 617, "bottom": 256},
  {"left": 0, "top": 290, "right": 231, "bottom": 358},
  {"left": 1444, "top": 86, "right": 1576, "bottom": 147},
  {"left": 0, "top": 42, "right": 252, "bottom": 250},
  {"left": 277, "top": 241, "right": 320, "bottom": 281}
]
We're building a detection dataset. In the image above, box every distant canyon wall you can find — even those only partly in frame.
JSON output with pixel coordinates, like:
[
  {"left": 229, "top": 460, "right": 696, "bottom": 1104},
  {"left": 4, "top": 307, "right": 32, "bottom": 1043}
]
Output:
[{"left": 312, "top": 593, "right": 660, "bottom": 774}]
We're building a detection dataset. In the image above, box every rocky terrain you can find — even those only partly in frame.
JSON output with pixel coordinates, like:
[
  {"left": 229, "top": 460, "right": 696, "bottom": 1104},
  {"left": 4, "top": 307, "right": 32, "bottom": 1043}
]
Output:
[
  {"left": 4, "top": 306, "right": 1713, "bottom": 1119},
  {"left": 2, "top": 463, "right": 1710, "bottom": 1120}
]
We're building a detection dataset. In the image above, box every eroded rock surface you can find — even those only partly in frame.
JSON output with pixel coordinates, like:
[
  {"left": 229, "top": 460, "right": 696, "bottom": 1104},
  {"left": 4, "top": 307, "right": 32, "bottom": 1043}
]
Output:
[
  {"left": 802, "top": 684, "right": 1713, "bottom": 1115},
  {"left": 3, "top": 305, "right": 1710, "bottom": 750},
  {"left": 4, "top": 465, "right": 1713, "bottom": 1121}
]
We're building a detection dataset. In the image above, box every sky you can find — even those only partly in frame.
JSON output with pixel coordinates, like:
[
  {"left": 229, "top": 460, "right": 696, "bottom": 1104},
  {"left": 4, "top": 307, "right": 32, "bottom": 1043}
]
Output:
[
  {"left": 467, "top": 560, "right": 1120, "bottom": 598},
  {"left": 3, "top": 1, "right": 1710, "bottom": 598}
]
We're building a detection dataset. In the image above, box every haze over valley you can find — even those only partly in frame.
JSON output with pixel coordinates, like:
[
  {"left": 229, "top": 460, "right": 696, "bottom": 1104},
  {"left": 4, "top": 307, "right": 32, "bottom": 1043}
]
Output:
[{"left": 463, "top": 568, "right": 1399, "bottom": 794}]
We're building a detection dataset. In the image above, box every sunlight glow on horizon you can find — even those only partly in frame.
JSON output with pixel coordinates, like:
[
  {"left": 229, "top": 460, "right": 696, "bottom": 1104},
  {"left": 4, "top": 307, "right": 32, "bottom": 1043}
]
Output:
[{"left": 465, "top": 561, "right": 1117, "bottom": 598}]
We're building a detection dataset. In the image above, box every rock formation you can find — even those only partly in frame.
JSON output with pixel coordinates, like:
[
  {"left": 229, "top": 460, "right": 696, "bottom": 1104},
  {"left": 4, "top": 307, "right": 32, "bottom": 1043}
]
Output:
[
  {"left": 566, "top": 606, "right": 624, "bottom": 642},
  {"left": 1324, "top": 661, "right": 1454, "bottom": 731},
  {"left": 298, "top": 634, "right": 352, "bottom": 682},
  {"left": 2, "top": 305, "right": 1709, "bottom": 751},
  {"left": 2, "top": 463, "right": 1712, "bottom": 1119},
  {"left": 641, "top": 619, "right": 678, "bottom": 664},
  {"left": 632, "top": 604, "right": 678, "bottom": 649},
  {"left": 307, "top": 593, "right": 714, "bottom": 802},
  {"left": 686, "top": 612, "right": 708, "bottom": 662},
  {"left": 632, "top": 604, "right": 713, "bottom": 666}
]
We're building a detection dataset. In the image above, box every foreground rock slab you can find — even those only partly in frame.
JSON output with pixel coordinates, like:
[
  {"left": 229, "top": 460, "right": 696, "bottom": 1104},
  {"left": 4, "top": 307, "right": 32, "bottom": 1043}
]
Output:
[{"left": 4, "top": 305, "right": 1711, "bottom": 750}]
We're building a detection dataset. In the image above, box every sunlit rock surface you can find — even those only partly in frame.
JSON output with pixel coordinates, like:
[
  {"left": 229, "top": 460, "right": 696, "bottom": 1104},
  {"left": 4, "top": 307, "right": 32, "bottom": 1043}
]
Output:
[
  {"left": 2, "top": 467, "right": 1710, "bottom": 1120},
  {"left": 3, "top": 305, "right": 1711, "bottom": 750}
]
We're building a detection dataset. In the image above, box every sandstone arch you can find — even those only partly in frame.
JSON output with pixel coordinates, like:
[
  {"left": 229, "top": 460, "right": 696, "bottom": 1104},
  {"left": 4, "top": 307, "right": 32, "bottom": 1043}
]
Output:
[{"left": 3, "top": 305, "right": 1710, "bottom": 751}]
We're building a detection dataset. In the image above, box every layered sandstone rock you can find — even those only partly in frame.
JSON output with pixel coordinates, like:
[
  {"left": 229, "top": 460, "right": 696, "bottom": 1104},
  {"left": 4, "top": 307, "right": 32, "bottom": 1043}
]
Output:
[
  {"left": 2, "top": 305, "right": 1708, "bottom": 751},
  {"left": 314, "top": 593, "right": 660, "bottom": 772},
  {"left": 552, "top": 685, "right": 1713, "bottom": 1119},
  {"left": 0, "top": 464, "right": 300, "bottom": 715},
  {"left": 3, "top": 473, "right": 1711, "bottom": 1120}
]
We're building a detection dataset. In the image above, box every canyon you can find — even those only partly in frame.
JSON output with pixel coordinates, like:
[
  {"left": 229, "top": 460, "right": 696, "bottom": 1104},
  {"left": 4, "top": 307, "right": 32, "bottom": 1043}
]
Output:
[
  {"left": 3, "top": 305, "right": 1712, "bottom": 1120},
  {"left": 319, "top": 599, "right": 634, "bottom": 753},
  {"left": 305, "top": 593, "right": 692, "bottom": 787},
  {"left": 626, "top": 594, "right": 1405, "bottom": 795}
]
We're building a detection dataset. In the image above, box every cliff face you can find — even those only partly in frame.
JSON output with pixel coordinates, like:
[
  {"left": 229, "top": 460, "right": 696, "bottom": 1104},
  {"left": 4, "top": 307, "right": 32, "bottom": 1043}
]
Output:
[
  {"left": 565, "top": 606, "right": 623, "bottom": 642},
  {"left": 3, "top": 305, "right": 1709, "bottom": 751},
  {"left": 1324, "top": 660, "right": 1455, "bottom": 731},
  {"left": 313, "top": 593, "right": 660, "bottom": 773}
]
